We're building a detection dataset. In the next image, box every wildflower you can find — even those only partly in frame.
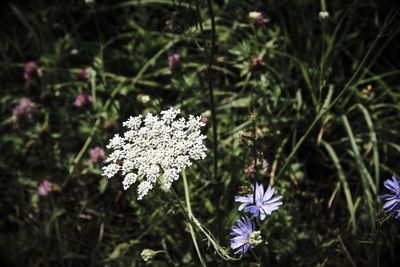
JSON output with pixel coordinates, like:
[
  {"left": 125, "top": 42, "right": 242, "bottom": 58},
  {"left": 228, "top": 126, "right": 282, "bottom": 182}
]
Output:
[
  {"left": 380, "top": 176, "right": 400, "bottom": 219},
  {"left": 102, "top": 107, "right": 207, "bottom": 199},
  {"left": 74, "top": 92, "right": 93, "bottom": 108},
  {"left": 250, "top": 56, "right": 263, "bottom": 68},
  {"left": 38, "top": 180, "right": 52, "bottom": 196},
  {"left": 24, "top": 61, "right": 42, "bottom": 80},
  {"left": 248, "top": 11, "right": 264, "bottom": 26},
  {"left": 77, "top": 69, "right": 89, "bottom": 80},
  {"left": 141, "top": 249, "right": 158, "bottom": 262},
  {"left": 137, "top": 94, "right": 151, "bottom": 104},
  {"left": 90, "top": 147, "right": 105, "bottom": 164},
  {"left": 168, "top": 53, "right": 181, "bottom": 72},
  {"left": 12, "top": 97, "right": 36, "bottom": 123},
  {"left": 230, "top": 216, "right": 262, "bottom": 255},
  {"left": 318, "top": 11, "right": 329, "bottom": 21},
  {"left": 362, "top": 84, "right": 373, "bottom": 95},
  {"left": 235, "top": 182, "right": 282, "bottom": 220},
  {"left": 70, "top": 49, "right": 79, "bottom": 55}
]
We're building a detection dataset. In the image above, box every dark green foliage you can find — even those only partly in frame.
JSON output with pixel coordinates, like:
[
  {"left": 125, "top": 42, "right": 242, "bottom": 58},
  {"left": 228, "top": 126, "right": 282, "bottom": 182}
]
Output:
[{"left": 0, "top": 0, "right": 399, "bottom": 266}]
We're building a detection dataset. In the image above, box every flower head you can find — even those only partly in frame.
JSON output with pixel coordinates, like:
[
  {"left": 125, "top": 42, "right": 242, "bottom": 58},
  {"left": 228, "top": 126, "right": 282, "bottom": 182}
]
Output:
[
  {"left": 250, "top": 56, "right": 264, "bottom": 68},
  {"left": 230, "top": 216, "right": 261, "bottom": 255},
  {"left": 102, "top": 107, "right": 207, "bottom": 199},
  {"left": 24, "top": 61, "right": 42, "bottom": 80},
  {"left": 12, "top": 97, "right": 36, "bottom": 123},
  {"left": 74, "top": 92, "right": 93, "bottom": 108},
  {"left": 235, "top": 182, "right": 282, "bottom": 220},
  {"left": 77, "top": 69, "right": 89, "bottom": 80},
  {"left": 38, "top": 180, "right": 52, "bottom": 196},
  {"left": 168, "top": 53, "right": 181, "bottom": 72},
  {"left": 90, "top": 147, "right": 105, "bottom": 164},
  {"left": 318, "top": 11, "right": 330, "bottom": 21},
  {"left": 380, "top": 176, "right": 400, "bottom": 219},
  {"left": 248, "top": 11, "right": 265, "bottom": 26},
  {"left": 137, "top": 94, "right": 151, "bottom": 104}
]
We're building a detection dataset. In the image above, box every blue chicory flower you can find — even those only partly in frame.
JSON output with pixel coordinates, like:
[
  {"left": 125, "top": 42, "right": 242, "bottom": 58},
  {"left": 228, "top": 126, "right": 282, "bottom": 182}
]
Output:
[
  {"left": 235, "top": 182, "right": 283, "bottom": 220},
  {"left": 380, "top": 176, "right": 400, "bottom": 219},
  {"left": 230, "top": 216, "right": 257, "bottom": 255}
]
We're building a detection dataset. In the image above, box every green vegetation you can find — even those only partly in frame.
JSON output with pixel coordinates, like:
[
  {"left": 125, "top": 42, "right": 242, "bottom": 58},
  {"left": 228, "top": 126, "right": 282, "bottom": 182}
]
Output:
[{"left": 0, "top": 0, "right": 399, "bottom": 266}]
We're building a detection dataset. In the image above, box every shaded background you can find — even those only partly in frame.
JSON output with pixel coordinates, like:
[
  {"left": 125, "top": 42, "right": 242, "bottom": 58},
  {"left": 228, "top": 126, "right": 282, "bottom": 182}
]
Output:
[{"left": 1, "top": 0, "right": 400, "bottom": 266}]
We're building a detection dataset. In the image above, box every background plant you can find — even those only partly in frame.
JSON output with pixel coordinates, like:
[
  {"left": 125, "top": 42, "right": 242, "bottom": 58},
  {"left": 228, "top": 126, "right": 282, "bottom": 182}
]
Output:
[{"left": 0, "top": 0, "right": 399, "bottom": 266}]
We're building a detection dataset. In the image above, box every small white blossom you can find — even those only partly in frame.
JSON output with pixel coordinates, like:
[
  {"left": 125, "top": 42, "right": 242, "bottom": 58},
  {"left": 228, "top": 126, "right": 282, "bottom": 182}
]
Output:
[
  {"left": 249, "top": 11, "right": 262, "bottom": 20},
  {"left": 102, "top": 107, "right": 207, "bottom": 199}
]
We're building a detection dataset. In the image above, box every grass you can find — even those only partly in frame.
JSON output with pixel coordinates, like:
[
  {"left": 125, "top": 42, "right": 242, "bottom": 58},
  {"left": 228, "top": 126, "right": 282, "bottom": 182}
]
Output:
[{"left": 0, "top": 0, "right": 400, "bottom": 266}]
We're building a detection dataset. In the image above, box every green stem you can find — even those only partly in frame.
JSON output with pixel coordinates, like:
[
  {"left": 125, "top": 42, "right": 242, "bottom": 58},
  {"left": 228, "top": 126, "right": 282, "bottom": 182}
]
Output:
[
  {"left": 252, "top": 119, "right": 257, "bottom": 205},
  {"left": 182, "top": 170, "right": 207, "bottom": 267},
  {"left": 275, "top": 18, "right": 389, "bottom": 181}
]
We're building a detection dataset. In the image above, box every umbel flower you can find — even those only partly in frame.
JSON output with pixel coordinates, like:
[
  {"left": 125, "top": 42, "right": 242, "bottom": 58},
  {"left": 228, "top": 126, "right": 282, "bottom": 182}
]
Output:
[
  {"left": 102, "top": 107, "right": 207, "bottom": 199},
  {"left": 380, "top": 176, "right": 400, "bottom": 219},
  {"left": 230, "top": 216, "right": 263, "bottom": 255},
  {"left": 235, "top": 182, "right": 283, "bottom": 220}
]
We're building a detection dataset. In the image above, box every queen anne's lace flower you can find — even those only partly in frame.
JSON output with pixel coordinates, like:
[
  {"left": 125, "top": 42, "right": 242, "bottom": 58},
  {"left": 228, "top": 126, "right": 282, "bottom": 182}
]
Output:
[{"left": 103, "top": 107, "right": 207, "bottom": 199}]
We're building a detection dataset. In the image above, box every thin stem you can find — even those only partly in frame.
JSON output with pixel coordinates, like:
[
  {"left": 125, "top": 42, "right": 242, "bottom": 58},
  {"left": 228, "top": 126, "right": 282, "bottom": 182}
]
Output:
[
  {"left": 50, "top": 196, "right": 65, "bottom": 267},
  {"left": 182, "top": 170, "right": 207, "bottom": 267},
  {"left": 195, "top": 0, "right": 220, "bottom": 238},
  {"left": 171, "top": 180, "right": 240, "bottom": 262},
  {"left": 252, "top": 119, "right": 257, "bottom": 205},
  {"left": 206, "top": 0, "right": 218, "bottom": 187},
  {"left": 275, "top": 15, "right": 392, "bottom": 181}
]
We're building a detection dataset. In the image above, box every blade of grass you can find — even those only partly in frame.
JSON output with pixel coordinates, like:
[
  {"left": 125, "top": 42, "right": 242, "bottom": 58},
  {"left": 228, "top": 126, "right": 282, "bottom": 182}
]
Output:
[
  {"left": 341, "top": 115, "right": 376, "bottom": 227},
  {"left": 322, "top": 141, "right": 356, "bottom": 232},
  {"left": 355, "top": 104, "right": 380, "bottom": 190}
]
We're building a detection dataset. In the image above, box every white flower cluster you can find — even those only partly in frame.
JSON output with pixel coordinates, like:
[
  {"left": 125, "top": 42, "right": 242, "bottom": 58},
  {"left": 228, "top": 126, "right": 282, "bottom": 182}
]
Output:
[{"left": 102, "top": 107, "right": 207, "bottom": 199}]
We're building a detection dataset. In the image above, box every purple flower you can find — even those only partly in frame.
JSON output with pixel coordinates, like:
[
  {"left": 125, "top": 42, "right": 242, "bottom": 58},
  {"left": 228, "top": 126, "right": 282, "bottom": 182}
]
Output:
[
  {"left": 38, "top": 180, "right": 52, "bottom": 196},
  {"left": 235, "top": 182, "right": 283, "bottom": 220},
  {"left": 12, "top": 97, "right": 36, "bottom": 123},
  {"left": 380, "top": 176, "right": 400, "bottom": 219},
  {"left": 168, "top": 53, "right": 181, "bottom": 72},
  {"left": 230, "top": 216, "right": 255, "bottom": 255},
  {"left": 24, "top": 61, "right": 43, "bottom": 80},
  {"left": 90, "top": 147, "right": 105, "bottom": 164},
  {"left": 77, "top": 69, "right": 89, "bottom": 80},
  {"left": 74, "top": 93, "right": 93, "bottom": 108},
  {"left": 230, "top": 216, "right": 262, "bottom": 255}
]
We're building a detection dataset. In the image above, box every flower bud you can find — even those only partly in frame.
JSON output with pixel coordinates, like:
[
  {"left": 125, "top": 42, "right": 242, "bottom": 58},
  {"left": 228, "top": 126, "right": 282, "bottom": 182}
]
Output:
[
  {"left": 318, "top": 11, "right": 329, "bottom": 21},
  {"left": 249, "top": 11, "right": 265, "bottom": 26},
  {"left": 141, "top": 249, "right": 157, "bottom": 262},
  {"left": 137, "top": 94, "right": 151, "bottom": 104}
]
